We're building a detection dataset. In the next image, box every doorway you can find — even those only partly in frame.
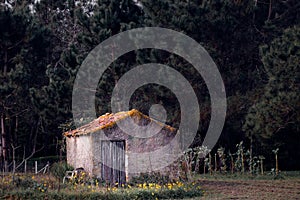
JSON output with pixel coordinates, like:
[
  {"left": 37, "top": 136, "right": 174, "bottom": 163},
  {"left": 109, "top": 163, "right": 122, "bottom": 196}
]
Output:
[{"left": 100, "top": 140, "right": 125, "bottom": 184}]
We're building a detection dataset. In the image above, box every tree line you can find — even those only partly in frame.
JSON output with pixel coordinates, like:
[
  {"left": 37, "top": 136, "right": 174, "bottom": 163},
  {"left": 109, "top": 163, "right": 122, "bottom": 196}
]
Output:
[{"left": 0, "top": 0, "right": 299, "bottom": 171}]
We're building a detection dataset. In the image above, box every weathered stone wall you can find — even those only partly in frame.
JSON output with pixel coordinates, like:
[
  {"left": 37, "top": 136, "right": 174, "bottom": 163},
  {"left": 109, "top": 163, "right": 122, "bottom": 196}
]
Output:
[
  {"left": 96, "top": 124, "right": 178, "bottom": 181},
  {"left": 66, "top": 135, "right": 93, "bottom": 175},
  {"left": 66, "top": 137, "right": 76, "bottom": 168},
  {"left": 66, "top": 114, "right": 180, "bottom": 181},
  {"left": 91, "top": 132, "right": 102, "bottom": 179}
]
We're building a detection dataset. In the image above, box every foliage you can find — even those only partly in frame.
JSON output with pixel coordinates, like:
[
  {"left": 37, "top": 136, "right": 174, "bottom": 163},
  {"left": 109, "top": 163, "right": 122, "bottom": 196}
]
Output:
[
  {"left": 234, "top": 142, "right": 245, "bottom": 173},
  {"left": 243, "top": 26, "right": 300, "bottom": 168},
  {"left": 244, "top": 26, "right": 300, "bottom": 138},
  {"left": 0, "top": 0, "right": 300, "bottom": 171},
  {"left": 184, "top": 143, "right": 286, "bottom": 176},
  {"left": 140, "top": 0, "right": 300, "bottom": 156},
  {"left": 4, "top": 187, "right": 203, "bottom": 200},
  {"left": 129, "top": 172, "right": 171, "bottom": 186},
  {"left": 50, "top": 162, "right": 74, "bottom": 180},
  {"left": 0, "top": 1, "right": 55, "bottom": 167},
  {"left": 217, "top": 147, "right": 227, "bottom": 172},
  {"left": 0, "top": 173, "right": 203, "bottom": 200}
]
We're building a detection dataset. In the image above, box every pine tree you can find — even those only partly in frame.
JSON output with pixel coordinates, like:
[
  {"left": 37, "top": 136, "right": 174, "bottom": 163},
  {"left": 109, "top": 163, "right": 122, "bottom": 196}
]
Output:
[
  {"left": 41, "top": 0, "right": 146, "bottom": 130},
  {"left": 0, "top": 3, "right": 53, "bottom": 169},
  {"left": 243, "top": 26, "right": 300, "bottom": 167},
  {"left": 141, "top": 0, "right": 300, "bottom": 152}
]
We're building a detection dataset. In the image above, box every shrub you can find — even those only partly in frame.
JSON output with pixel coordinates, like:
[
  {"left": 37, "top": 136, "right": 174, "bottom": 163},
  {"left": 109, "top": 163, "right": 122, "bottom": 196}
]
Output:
[
  {"left": 50, "top": 161, "right": 74, "bottom": 180},
  {"left": 129, "top": 172, "right": 171, "bottom": 185}
]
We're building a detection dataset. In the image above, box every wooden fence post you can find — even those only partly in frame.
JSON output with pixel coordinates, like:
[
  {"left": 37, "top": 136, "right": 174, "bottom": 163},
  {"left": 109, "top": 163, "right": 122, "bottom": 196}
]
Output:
[
  {"left": 214, "top": 154, "right": 217, "bottom": 172},
  {"left": 209, "top": 153, "right": 212, "bottom": 175},
  {"left": 35, "top": 161, "right": 38, "bottom": 174}
]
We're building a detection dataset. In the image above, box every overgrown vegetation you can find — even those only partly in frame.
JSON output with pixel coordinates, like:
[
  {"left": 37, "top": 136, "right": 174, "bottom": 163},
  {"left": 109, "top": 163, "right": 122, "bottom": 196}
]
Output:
[
  {"left": 50, "top": 161, "right": 74, "bottom": 180},
  {"left": 0, "top": 172, "right": 203, "bottom": 200},
  {"left": 1, "top": 169, "right": 300, "bottom": 199},
  {"left": 180, "top": 144, "right": 286, "bottom": 180}
]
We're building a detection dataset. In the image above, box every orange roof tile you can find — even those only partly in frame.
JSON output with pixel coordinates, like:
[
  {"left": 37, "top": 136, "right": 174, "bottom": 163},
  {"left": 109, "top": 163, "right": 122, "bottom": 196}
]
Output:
[{"left": 64, "top": 109, "right": 175, "bottom": 137}]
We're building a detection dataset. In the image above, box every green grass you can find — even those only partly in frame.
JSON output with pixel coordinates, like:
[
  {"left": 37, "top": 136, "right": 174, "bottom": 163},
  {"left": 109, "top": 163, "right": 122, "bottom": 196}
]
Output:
[
  {"left": 2, "top": 189, "right": 203, "bottom": 200},
  {"left": 1, "top": 187, "right": 203, "bottom": 200},
  {"left": 2, "top": 171, "right": 300, "bottom": 199},
  {"left": 0, "top": 174, "right": 203, "bottom": 200}
]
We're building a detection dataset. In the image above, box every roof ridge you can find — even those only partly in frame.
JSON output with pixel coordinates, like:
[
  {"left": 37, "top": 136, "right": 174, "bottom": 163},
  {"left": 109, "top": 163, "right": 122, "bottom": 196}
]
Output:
[{"left": 64, "top": 109, "right": 175, "bottom": 137}]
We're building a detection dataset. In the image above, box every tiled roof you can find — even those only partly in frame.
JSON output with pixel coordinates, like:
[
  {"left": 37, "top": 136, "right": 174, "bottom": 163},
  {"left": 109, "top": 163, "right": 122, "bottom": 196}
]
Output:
[{"left": 64, "top": 109, "right": 175, "bottom": 137}]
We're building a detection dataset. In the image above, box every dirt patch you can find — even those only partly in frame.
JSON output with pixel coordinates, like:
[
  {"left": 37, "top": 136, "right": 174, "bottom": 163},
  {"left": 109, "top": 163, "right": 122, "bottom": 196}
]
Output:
[{"left": 198, "top": 179, "right": 300, "bottom": 199}]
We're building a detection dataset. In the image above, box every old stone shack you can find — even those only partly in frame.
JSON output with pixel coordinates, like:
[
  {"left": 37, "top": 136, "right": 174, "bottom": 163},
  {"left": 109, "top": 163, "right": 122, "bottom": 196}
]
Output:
[{"left": 64, "top": 109, "right": 180, "bottom": 184}]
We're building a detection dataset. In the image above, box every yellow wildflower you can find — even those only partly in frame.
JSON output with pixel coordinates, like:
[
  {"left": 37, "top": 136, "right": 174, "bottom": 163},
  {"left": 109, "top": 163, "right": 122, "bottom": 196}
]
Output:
[{"left": 143, "top": 183, "right": 147, "bottom": 189}]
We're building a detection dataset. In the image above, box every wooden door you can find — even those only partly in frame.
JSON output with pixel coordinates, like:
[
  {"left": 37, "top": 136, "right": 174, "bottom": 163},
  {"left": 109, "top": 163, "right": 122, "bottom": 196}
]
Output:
[{"left": 101, "top": 140, "right": 125, "bottom": 184}]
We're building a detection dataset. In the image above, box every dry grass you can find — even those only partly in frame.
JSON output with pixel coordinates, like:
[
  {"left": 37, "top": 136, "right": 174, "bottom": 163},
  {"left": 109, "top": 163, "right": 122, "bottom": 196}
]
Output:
[{"left": 196, "top": 178, "right": 300, "bottom": 199}]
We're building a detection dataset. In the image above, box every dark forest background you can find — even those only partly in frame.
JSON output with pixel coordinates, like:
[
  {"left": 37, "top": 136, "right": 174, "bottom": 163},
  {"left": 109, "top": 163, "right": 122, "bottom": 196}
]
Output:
[{"left": 0, "top": 0, "right": 299, "bottom": 171}]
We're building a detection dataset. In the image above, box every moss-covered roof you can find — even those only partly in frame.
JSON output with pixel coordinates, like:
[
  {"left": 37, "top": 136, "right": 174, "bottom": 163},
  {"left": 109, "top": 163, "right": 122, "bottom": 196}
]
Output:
[{"left": 64, "top": 109, "right": 175, "bottom": 137}]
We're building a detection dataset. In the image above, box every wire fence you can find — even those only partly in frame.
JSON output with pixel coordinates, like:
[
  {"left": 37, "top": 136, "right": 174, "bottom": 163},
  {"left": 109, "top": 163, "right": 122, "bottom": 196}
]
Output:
[{"left": 1, "top": 156, "right": 63, "bottom": 174}]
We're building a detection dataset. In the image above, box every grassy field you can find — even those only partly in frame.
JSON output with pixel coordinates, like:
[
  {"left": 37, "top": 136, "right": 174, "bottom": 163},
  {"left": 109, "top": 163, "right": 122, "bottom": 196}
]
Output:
[
  {"left": 194, "top": 172, "right": 300, "bottom": 199},
  {"left": 1, "top": 172, "right": 299, "bottom": 199},
  {"left": 0, "top": 173, "right": 203, "bottom": 199}
]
